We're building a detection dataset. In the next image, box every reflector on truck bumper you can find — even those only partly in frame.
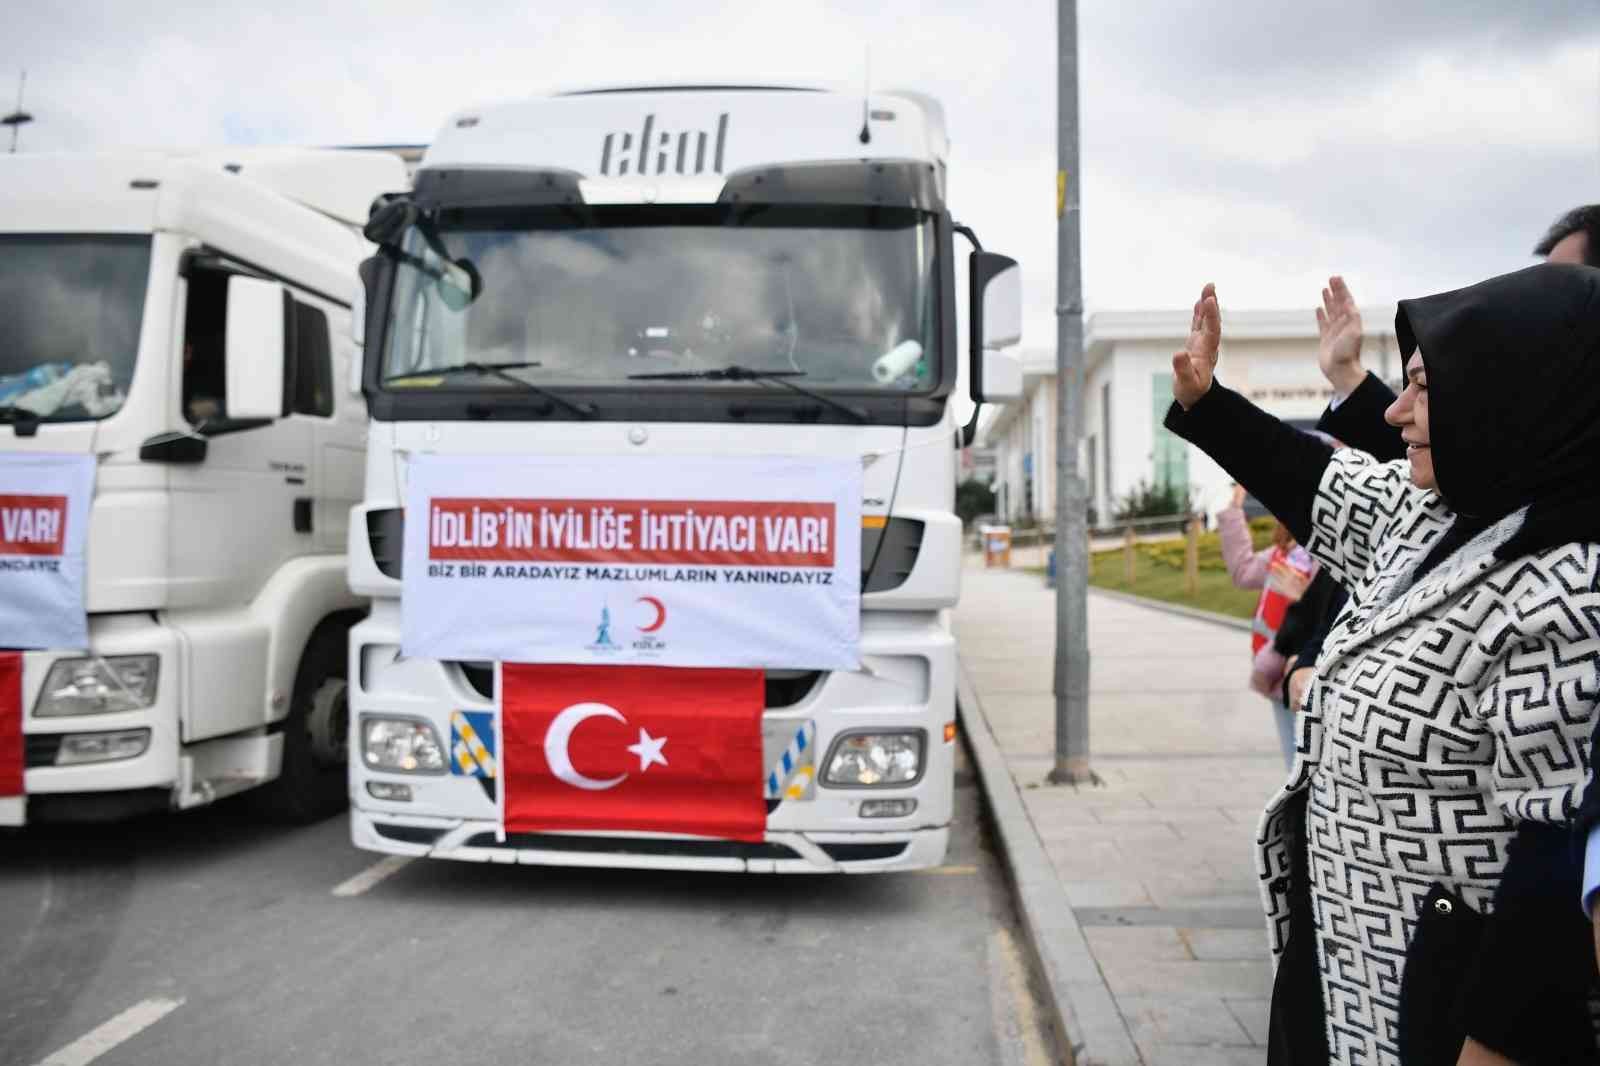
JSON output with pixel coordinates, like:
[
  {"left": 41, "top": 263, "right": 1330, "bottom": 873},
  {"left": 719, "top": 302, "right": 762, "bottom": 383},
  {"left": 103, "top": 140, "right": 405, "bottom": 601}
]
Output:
[{"left": 763, "top": 721, "right": 815, "bottom": 801}]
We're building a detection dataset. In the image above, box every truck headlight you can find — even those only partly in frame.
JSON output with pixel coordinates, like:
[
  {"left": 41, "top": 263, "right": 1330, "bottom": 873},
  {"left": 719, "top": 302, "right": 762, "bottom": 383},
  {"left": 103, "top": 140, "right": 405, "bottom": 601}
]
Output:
[
  {"left": 361, "top": 716, "right": 446, "bottom": 774},
  {"left": 34, "top": 656, "right": 160, "bottom": 717},
  {"left": 822, "top": 731, "right": 924, "bottom": 787}
]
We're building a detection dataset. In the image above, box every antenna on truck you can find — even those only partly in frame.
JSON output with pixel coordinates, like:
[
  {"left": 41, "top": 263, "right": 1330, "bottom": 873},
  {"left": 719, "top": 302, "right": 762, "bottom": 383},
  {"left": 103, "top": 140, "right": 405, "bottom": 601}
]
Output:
[{"left": 858, "top": 47, "right": 872, "bottom": 145}]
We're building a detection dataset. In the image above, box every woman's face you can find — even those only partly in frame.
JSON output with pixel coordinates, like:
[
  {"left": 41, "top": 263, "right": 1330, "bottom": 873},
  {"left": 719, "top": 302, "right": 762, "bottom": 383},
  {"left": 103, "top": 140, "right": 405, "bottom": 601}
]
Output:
[{"left": 1384, "top": 352, "right": 1434, "bottom": 490}]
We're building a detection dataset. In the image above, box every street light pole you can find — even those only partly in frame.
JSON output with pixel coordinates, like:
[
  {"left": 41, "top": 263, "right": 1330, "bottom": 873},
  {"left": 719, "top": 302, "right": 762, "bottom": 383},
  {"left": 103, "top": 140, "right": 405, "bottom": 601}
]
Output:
[
  {"left": 2, "top": 71, "right": 34, "bottom": 153},
  {"left": 1049, "top": 0, "right": 1093, "bottom": 785}
]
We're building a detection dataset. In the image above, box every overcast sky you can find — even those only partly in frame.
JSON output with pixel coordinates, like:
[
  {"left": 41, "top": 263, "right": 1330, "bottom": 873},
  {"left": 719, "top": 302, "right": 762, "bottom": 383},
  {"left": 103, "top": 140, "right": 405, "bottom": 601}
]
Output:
[{"left": 5, "top": 1, "right": 1596, "bottom": 344}]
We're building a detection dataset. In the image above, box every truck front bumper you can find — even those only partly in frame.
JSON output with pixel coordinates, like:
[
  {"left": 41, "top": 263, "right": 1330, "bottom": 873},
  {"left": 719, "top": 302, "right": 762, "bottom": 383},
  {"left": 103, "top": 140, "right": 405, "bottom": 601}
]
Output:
[
  {"left": 351, "top": 811, "right": 948, "bottom": 873},
  {"left": 3, "top": 616, "right": 181, "bottom": 827},
  {"left": 348, "top": 599, "right": 956, "bottom": 873}
]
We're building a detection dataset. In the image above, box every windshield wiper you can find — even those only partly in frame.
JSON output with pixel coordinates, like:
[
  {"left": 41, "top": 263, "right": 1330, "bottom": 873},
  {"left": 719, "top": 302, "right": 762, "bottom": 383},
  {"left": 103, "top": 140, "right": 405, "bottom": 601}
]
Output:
[
  {"left": 384, "top": 362, "right": 596, "bottom": 419},
  {"left": 626, "top": 365, "right": 868, "bottom": 423},
  {"left": 0, "top": 405, "right": 42, "bottom": 437}
]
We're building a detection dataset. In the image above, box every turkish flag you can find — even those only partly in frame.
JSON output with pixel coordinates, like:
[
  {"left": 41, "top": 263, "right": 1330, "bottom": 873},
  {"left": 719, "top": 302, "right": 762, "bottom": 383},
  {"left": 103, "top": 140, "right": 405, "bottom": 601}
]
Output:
[
  {"left": 500, "top": 663, "right": 767, "bottom": 842},
  {"left": 0, "top": 653, "right": 22, "bottom": 797}
]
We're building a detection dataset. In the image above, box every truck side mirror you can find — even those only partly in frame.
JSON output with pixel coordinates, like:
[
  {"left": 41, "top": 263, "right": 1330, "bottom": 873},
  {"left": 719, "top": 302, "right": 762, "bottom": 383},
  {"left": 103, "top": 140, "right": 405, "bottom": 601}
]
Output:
[
  {"left": 353, "top": 256, "right": 389, "bottom": 395},
  {"left": 351, "top": 263, "right": 367, "bottom": 348},
  {"left": 981, "top": 350, "right": 1023, "bottom": 403},
  {"left": 969, "top": 251, "right": 1023, "bottom": 404},
  {"left": 224, "top": 276, "right": 288, "bottom": 421}
]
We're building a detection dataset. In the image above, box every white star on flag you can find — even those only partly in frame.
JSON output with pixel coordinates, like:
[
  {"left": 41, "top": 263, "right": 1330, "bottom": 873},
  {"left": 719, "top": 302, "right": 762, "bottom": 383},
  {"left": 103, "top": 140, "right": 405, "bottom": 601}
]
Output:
[{"left": 626, "top": 728, "right": 668, "bottom": 772}]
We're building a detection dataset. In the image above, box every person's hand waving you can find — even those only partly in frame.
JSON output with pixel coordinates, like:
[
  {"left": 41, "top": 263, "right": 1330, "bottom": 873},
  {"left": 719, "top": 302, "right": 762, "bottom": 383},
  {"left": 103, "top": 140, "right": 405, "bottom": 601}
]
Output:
[
  {"left": 1172, "top": 283, "right": 1221, "bottom": 410},
  {"left": 1316, "top": 275, "right": 1366, "bottom": 397}
]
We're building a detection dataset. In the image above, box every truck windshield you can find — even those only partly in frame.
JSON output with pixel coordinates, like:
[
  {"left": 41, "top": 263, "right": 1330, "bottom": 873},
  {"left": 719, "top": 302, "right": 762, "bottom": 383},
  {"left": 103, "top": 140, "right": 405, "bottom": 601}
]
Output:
[
  {"left": 381, "top": 204, "right": 938, "bottom": 393},
  {"left": 0, "top": 235, "right": 151, "bottom": 423}
]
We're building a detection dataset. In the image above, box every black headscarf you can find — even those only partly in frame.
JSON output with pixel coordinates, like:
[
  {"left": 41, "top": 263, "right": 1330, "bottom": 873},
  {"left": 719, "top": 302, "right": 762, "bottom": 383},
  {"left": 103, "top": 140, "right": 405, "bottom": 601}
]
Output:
[{"left": 1395, "top": 262, "right": 1600, "bottom": 563}]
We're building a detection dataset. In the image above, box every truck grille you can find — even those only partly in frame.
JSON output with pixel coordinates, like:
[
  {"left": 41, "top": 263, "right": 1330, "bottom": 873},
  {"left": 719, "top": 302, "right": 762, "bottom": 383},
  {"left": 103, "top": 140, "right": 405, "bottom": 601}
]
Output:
[
  {"left": 25, "top": 734, "right": 62, "bottom": 768},
  {"left": 454, "top": 662, "right": 821, "bottom": 708},
  {"left": 366, "top": 508, "right": 405, "bottom": 579},
  {"left": 861, "top": 517, "right": 924, "bottom": 593}
]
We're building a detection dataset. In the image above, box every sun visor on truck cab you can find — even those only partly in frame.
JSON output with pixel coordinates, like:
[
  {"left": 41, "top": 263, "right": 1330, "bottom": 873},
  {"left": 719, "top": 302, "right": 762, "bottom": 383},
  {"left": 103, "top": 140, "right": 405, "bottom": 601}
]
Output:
[
  {"left": 410, "top": 167, "right": 586, "bottom": 209},
  {"left": 717, "top": 160, "right": 944, "bottom": 212}
]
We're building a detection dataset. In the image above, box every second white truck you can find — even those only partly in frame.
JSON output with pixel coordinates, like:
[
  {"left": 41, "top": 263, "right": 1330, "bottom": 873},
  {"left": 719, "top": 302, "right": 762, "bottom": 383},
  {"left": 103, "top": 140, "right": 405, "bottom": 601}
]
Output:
[{"left": 1, "top": 148, "right": 406, "bottom": 824}]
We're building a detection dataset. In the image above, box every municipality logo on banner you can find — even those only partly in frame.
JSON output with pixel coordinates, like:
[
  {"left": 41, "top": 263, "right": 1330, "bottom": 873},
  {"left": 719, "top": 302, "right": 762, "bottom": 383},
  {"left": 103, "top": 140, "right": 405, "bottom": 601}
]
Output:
[
  {"left": 0, "top": 454, "right": 95, "bottom": 650},
  {"left": 584, "top": 598, "right": 670, "bottom": 656},
  {"left": 400, "top": 454, "right": 861, "bottom": 670}
]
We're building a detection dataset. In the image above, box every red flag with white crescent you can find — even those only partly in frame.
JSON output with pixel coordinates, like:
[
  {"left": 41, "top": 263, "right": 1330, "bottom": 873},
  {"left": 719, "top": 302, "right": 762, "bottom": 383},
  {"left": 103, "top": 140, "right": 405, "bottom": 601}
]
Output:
[
  {"left": 500, "top": 663, "right": 766, "bottom": 841},
  {"left": 0, "top": 653, "right": 22, "bottom": 798}
]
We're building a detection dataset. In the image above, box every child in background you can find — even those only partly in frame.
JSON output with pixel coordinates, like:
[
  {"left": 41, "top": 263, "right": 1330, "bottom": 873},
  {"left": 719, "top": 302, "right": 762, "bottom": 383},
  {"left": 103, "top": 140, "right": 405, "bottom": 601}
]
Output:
[{"left": 1218, "top": 483, "right": 1316, "bottom": 767}]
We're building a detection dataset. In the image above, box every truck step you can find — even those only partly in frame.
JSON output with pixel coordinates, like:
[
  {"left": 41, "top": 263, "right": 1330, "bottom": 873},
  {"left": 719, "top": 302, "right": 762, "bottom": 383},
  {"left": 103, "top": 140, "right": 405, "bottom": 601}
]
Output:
[{"left": 176, "top": 732, "right": 284, "bottom": 808}]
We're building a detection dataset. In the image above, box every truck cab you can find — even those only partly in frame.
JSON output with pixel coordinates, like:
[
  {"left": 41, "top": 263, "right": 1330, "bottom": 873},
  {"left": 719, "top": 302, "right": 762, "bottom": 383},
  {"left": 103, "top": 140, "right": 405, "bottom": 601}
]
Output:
[
  {"left": 0, "top": 148, "right": 407, "bottom": 824},
  {"left": 346, "top": 85, "right": 1021, "bottom": 871}
]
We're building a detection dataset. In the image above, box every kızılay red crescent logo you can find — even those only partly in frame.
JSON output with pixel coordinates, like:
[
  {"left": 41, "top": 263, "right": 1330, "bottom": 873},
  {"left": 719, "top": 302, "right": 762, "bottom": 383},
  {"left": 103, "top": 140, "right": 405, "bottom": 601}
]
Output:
[
  {"left": 0, "top": 495, "right": 68, "bottom": 556},
  {"left": 636, "top": 596, "right": 666, "bottom": 633}
]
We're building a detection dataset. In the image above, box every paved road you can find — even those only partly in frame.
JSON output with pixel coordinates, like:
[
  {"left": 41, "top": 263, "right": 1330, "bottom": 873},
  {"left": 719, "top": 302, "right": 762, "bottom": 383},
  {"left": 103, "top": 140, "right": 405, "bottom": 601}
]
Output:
[{"left": 0, "top": 745, "right": 1052, "bottom": 1066}]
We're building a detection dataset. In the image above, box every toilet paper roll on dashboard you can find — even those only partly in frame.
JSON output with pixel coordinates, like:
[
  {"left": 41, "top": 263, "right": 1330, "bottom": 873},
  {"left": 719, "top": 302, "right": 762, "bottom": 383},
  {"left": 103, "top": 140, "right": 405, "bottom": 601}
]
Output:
[{"left": 871, "top": 340, "right": 923, "bottom": 384}]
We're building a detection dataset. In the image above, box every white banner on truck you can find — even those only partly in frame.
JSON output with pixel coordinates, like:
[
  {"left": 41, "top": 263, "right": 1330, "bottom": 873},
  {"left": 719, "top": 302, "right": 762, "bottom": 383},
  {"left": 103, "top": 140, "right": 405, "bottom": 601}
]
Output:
[
  {"left": 0, "top": 453, "right": 95, "bottom": 650},
  {"left": 401, "top": 454, "right": 861, "bottom": 670}
]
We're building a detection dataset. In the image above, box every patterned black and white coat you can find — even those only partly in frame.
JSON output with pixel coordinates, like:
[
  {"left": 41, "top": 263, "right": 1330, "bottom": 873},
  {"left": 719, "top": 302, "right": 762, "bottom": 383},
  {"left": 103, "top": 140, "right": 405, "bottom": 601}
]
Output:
[{"left": 1256, "top": 447, "right": 1600, "bottom": 1065}]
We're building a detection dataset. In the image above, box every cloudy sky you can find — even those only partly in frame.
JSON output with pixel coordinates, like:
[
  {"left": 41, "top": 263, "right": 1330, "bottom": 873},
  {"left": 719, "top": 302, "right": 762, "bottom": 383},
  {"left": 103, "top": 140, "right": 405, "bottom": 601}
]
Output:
[{"left": 5, "top": 1, "right": 1596, "bottom": 344}]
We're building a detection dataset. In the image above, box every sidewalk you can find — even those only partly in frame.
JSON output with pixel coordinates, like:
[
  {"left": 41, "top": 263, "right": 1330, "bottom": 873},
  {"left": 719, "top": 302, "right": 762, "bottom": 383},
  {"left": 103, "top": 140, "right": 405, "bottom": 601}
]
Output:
[{"left": 954, "top": 558, "right": 1285, "bottom": 1066}]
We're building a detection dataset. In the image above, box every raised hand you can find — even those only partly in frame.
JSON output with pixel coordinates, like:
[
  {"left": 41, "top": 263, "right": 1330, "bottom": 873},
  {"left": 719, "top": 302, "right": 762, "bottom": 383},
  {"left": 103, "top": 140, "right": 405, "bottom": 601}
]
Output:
[
  {"left": 1315, "top": 275, "right": 1366, "bottom": 396},
  {"left": 1230, "top": 483, "right": 1248, "bottom": 510},
  {"left": 1171, "top": 283, "right": 1220, "bottom": 410},
  {"left": 1269, "top": 560, "right": 1311, "bottom": 603},
  {"left": 1288, "top": 664, "right": 1315, "bottom": 710}
]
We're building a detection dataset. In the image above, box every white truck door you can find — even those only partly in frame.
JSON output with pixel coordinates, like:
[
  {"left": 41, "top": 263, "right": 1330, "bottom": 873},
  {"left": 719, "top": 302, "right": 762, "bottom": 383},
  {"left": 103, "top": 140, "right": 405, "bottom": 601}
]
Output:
[
  {"left": 303, "top": 303, "right": 367, "bottom": 554},
  {"left": 166, "top": 266, "right": 312, "bottom": 741}
]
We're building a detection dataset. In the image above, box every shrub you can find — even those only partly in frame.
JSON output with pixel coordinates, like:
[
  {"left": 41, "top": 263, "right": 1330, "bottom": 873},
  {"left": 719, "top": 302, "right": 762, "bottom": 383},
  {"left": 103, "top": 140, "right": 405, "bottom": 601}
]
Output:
[
  {"left": 1115, "top": 480, "right": 1188, "bottom": 521},
  {"left": 955, "top": 478, "right": 997, "bottom": 528}
]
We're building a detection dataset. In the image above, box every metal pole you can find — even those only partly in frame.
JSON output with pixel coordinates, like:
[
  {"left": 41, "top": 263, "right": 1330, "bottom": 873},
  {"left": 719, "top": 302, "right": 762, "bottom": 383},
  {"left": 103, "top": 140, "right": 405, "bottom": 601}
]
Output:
[{"left": 1050, "top": 0, "right": 1093, "bottom": 784}]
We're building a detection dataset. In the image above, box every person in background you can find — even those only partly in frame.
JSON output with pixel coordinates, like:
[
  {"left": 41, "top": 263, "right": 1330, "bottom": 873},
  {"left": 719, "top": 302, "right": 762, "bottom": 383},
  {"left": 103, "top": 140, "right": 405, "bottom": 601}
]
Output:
[
  {"left": 1534, "top": 203, "right": 1600, "bottom": 267},
  {"left": 1167, "top": 269, "right": 1600, "bottom": 1066},
  {"left": 1219, "top": 484, "right": 1315, "bottom": 767}
]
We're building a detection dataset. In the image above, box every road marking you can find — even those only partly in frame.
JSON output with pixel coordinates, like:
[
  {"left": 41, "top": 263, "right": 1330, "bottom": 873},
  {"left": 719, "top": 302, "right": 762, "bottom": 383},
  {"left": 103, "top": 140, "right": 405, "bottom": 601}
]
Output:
[
  {"left": 912, "top": 864, "right": 979, "bottom": 876},
  {"left": 987, "top": 928, "right": 1053, "bottom": 1066},
  {"left": 34, "top": 997, "right": 184, "bottom": 1066},
  {"left": 332, "top": 855, "right": 414, "bottom": 897}
]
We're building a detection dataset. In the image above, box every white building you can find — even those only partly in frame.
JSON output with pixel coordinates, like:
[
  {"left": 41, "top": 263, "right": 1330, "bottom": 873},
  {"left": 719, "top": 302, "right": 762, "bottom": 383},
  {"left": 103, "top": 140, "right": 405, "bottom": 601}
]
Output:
[{"left": 984, "top": 308, "right": 1401, "bottom": 528}]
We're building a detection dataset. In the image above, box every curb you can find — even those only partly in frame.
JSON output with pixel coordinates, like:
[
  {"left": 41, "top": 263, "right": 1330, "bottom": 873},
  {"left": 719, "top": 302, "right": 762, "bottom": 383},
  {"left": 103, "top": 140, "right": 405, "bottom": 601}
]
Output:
[
  {"left": 956, "top": 660, "right": 1143, "bottom": 1066},
  {"left": 1087, "top": 586, "right": 1252, "bottom": 633}
]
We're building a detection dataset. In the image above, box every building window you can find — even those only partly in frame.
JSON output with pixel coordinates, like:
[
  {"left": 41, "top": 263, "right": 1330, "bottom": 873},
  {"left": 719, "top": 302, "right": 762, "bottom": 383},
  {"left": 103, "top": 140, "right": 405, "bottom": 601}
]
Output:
[
  {"left": 1101, "top": 380, "right": 1113, "bottom": 512},
  {"left": 1086, "top": 433, "right": 1098, "bottom": 525},
  {"left": 1150, "top": 373, "right": 1190, "bottom": 503}
]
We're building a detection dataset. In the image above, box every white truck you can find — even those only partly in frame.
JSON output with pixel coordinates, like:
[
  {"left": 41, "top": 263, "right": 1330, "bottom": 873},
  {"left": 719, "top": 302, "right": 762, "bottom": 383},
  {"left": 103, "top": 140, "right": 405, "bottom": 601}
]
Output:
[
  {"left": 0, "top": 148, "right": 407, "bottom": 824},
  {"left": 346, "top": 84, "right": 1022, "bottom": 871}
]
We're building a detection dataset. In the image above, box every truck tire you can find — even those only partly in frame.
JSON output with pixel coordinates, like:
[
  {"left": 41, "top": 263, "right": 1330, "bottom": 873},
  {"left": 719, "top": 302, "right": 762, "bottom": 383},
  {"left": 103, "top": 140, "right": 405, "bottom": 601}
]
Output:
[{"left": 248, "top": 617, "right": 354, "bottom": 823}]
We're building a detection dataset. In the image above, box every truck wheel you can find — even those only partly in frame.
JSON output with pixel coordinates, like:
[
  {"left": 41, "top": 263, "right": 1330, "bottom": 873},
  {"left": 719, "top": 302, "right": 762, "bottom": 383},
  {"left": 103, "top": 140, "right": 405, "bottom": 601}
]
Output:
[{"left": 248, "top": 620, "right": 351, "bottom": 823}]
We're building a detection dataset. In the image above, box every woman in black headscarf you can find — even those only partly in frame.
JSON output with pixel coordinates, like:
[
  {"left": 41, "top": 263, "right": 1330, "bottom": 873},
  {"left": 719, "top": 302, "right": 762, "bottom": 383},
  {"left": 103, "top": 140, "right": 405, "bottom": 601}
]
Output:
[{"left": 1163, "top": 264, "right": 1600, "bottom": 1066}]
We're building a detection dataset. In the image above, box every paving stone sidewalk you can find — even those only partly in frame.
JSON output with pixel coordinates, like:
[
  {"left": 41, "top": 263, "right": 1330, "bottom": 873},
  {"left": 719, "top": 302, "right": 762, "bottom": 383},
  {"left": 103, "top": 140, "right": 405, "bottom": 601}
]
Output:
[{"left": 954, "top": 560, "right": 1288, "bottom": 1065}]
